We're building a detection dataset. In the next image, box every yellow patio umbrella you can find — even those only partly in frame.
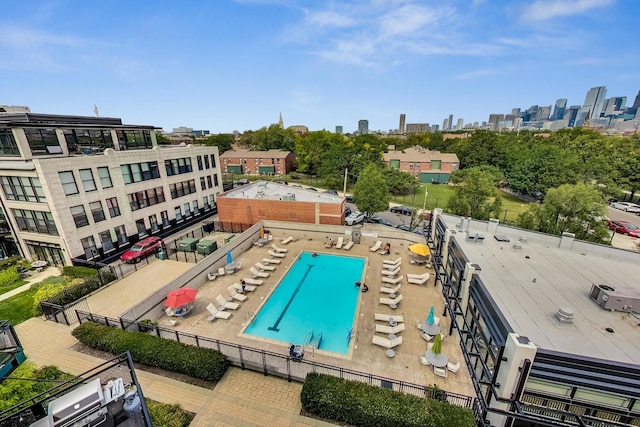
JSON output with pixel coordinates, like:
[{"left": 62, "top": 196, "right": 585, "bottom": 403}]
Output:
[{"left": 408, "top": 243, "right": 431, "bottom": 257}]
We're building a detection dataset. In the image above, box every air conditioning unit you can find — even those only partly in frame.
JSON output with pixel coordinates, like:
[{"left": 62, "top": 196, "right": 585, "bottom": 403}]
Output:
[{"left": 589, "top": 284, "right": 640, "bottom": 312}]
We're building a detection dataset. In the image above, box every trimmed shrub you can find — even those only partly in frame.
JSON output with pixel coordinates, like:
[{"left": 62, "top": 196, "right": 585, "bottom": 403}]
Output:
[
  {"left": 47, "top": 271, "right": 116, "bottom": 306},
  {"left": 147, "top": 400, "right": 194, "bottom": 427},
  {"left": 62, "top": 266, "right": 98, "bottom": 278},
  {"left": 0, "top": 256, "right": 26, "bottom": 272},
  {"left": 33, "top": 282, "right": 67, "bottom": 312},
  {"left": 0, "top": 266, "right": 21, "bottom": 287},
  {"left": 72, "top": 322, "right": 228, "bottom": 382},
  {"left": 300, "top": 373, "right": 476, "bottom": 427}
]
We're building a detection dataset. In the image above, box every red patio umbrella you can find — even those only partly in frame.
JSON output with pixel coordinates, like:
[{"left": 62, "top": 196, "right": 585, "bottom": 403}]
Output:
[{"left": 164, "top": 287, "right": 197, "bottom": 308}]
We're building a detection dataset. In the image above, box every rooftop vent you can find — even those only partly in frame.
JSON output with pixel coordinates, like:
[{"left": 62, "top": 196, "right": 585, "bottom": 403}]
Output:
[
  {"left": 555, "top": 306, "right": 574, "bottom": 324},
  {"left": 589, "top": 283, "right": 640, "bottom": 312}
]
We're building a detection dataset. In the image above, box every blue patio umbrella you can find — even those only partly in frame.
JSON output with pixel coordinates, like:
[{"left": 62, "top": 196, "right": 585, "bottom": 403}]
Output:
[
  {"left": 226, "top": 250, "right": 233, "bottom": 264},
  {"left": 427, "top": 306, "right": 435, "bottom": 325}
]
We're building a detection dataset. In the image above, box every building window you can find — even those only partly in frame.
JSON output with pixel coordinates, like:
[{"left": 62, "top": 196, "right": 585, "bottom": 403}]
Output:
[
  {"left": 174, "top": 206, "right": 182, "bottom": 221},
  {"left": 116, "top": 129, "right": 153, "bottom": 150},
  {"left": 213, "top": 174, "right": 219, "bottom": 187},
  {"left": 135, "top": 218, "right": 147, "bottom": 236},
  {"left": 160, "top": 210, "right": 169, "bottom": 227},
  {"left": 24, "top": 128, "right": 62, "bottom": 155},
  {"left": 210, "top": 154, "right": 216, "bottom": 168},
  {"left": 204, "top": 155, "right": 210, "bottom": 169},
  {"left": 0, "top": 129, "right": 21, "bottom": 157},
  {"left": 89, "top": 201, "right": 106, "bottom": 223},
  {"left": 12, "top": 209, "right": 58, "bottom": 235},
  {"left": 209, "top": 194, "right": 215, "bottom": 206},
  {"left": 59, "top": 171, "right": 78, "bottom": 195},
  {"left": 120, "top": 161, "right": 160, "bottom": 184},
  {"left": 106, "top": 197, "right": 121, "bottom": 218},
  {"left": 99, "top": 230, "right": 114, "bottom": 252},
  {"left": 128, "top": 187, "right": 165, "bottom": 211},
  {"left": 79, "top": 169, "right": 97, "bottom": 192},
  {"left": 206, "top": 175, "right": 212, "bottom": 189},
  {"left": 81, "top": 235, "right": 97, "bottom": 258},
  {"left": 169, "top": 179, "right": 196, "bottom": 199},
  {"left": 184, "top": 202, "right": 191, "bottom": 217},
  {"left": 193, "top": 199, "right": 199, "bottom": 214},
  {"left": 203, "top": 196, "right": 209, "bottom": 209},
  {"left": 1, "top": 176, "right": 46, "bottom": 203},
  {"left": 64, "top": 129, "right": 114, "bottom": 153},
  {"left": 200, "top": 177, "right": 206, "bottom": 191},
  {"left": 71, "top": 205, "right": 89, "bottom": 228},
  {"left": 197, "top": 155, "right": 203, "bottom": 171},
  {"left": 97, "top": 167, "right": 113, "bottom": 188},
  {"left": 149, "top": 214, "right": 159, "bottom": 232},
  {"left": 114, "top": 224, "right": 128, "bottom": 245},
  {"left": 165, "top": 157, "right": 193, "bottom": 176}
]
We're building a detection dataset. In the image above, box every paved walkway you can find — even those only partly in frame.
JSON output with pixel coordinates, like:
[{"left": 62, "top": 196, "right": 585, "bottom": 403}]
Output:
[{"left": 0, "top": 266, "right": 62, "bottom": 302}]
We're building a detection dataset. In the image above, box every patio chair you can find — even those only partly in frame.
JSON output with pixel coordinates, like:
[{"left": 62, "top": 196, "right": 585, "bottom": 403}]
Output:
[
  {"left": 382, "top": 260, "right": 401, "bottom": 270},
  {"left": 374, "top": 313, "right": 404, "bottom": 323},
  {"left": 267, "top": 250, "right": 286, "bottom": 258},
  {"left": 218, "top": 267, "right": 226, "bottom": 276},
  {"left": 227, "top": 285, "right": 248, "bottom": 302},
  {"left": 369, "top": 241, "right": 382, "bottom": 252},
  {"left": 447, "top": 361, "right": 460, "bottom": 373},
  {"left": 375, "top": 323, "right": 406, "bottom": 334},
  {"left": 243, "top": 277, "right": 264, "bottom": 286},
  {"left": 272, "top": 244, "right": 288, "bottom": 253},
  {"left": 382, "top": 275, "right": 403, "bottom": 285},
  {"left": 335, "top": 236, "right": 344, "bottom": 249},
  {"left": 324, "top": 238, "right": 334, "bottom": 248},
  {"left": 379, "top": 294, "right": 403, "bottom": 308},
  {"left": 206, "top": 303, "right": 232, "bottom": 321},
  {"left": 408, "top": 274, "right": 429, "bottom": 286},
  {"left": 433, "top": 316, "right": 440, "bottom": 326},
  {"left": 420, "top": 331, "right": 434, "bottom": 342},
  {"left": 216, "top": 294, "right": 240, "bottom": 310},
  {"left": 434, "top": 366, "right": 448, "bottom": 378},
  {"left": 372, "top": 335, "right": 403, "bottom": 349},
  {"left": 383, "top": 257, "right": 401, "bottom": 265},
  {"left": 207, "top": 270, "right": 218, "bottom": 281},
  {"left": 234, "top": 282, "right": 256, "bottom": 292},
  {"left": 381, "top": 266, "right": 400, "bottom": 277},
  {"left": 255, "top": 262, "right": 275, "bottom": 271},
  {"left": 262, "top": 258, "right": 281, "bottom": 265},
  {"left": 281, "top": 236, "right": 294, "bottom": 244},
  {"left": 250, "top": 266, "right": 269, "bottom": 278},
  {"left": 407, "top": 272, "right": 430, "bottom": 280},
  {"left": 343, "top": 241, "right": 354, "bottom": 250},
  {"left": 165, "top": 307, "right": 174, "bottom": 317},
  {"left": 419, "top": 354, "right": 431, "bottom": 366},
  {"left": 380, "top": 283, "right": 402, "bottom": 294}
]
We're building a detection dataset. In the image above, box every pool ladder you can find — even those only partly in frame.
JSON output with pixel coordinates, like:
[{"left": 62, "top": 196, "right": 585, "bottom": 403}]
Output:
[
  {"left": 346, "top": 328, "right": 359, "bottom": 344},
  {"left": 243, "top": 310, "right": 256, "bottom": 324},
  {"left": 303, "top": 331, "right": 323, "bottom": 356}
]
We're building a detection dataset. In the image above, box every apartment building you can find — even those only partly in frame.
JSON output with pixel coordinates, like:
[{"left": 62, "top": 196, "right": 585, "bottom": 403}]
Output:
[
  {"left": 383, "top": 146, "right": 459, "bottom": 183},
  {"left": 219, "top": 149, "right": 295, "bottom": 176},
  {"left": 0, "top": 112, "right": 223, "bottom": 265}
]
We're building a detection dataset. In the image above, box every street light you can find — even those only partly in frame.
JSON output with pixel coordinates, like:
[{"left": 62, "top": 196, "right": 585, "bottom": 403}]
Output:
[{"left": 423, "top": 187, "right": 428, "bottom": 211}]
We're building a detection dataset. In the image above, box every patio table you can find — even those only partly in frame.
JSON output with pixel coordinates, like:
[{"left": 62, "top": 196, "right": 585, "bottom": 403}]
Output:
[
  {"left": 425, "top": 349, "right": 448, "bottom": 368},
  {"left": 421, "top": 322, "right": 440, "bottom": 336}
]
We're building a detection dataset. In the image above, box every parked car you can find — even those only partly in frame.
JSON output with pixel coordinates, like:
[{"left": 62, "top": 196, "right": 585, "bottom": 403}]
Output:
[
  {"left": 323, "top": 189, "right": 338, "bottom": 196},
  {"left": 367, "top": 216, "right": 393, "bottom": 227},
  {"left": 390, "top": 205, "right": 412, "bottom": 215},
  {"left": 275, "top": 180, "right": 288, "bottom": 185},
  {"left": 345, "top": 211, "right": 365, "bottom": 226},
  {"left": 344, "top": 206, "right": 352, "bottom": 217},
  {"left": 610, "top": 202, "right": 640, "bottom": 213},
  {"left": 120, "top": 236, "right": 161, "bottom": 263},
  {"left": 607, "top": 220, "right": 640, "bottom": 237},
  {"left": 607, "top": 197, "right": 618, "bottom": 205},
  {"left": 236, "top": 178, "right": 249, "bottom": 186}
]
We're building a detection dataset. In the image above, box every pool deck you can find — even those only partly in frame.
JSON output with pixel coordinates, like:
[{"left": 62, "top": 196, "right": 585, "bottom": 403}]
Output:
[{"left": 167, "top": 237, "right": 475, "bottom": 398}]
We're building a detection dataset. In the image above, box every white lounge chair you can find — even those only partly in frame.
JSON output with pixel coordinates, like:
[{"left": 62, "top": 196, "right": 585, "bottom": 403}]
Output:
[
  {"left": 381, "top": 266, "right": 400, "bottom": 277},
  {"left": 369, "top": 241, "right": 382, "bottom": 252},
  {"left": 267, "top": 250, "right": 286, "bottom": 258},
  {"left": 255, "top": 262, "right": 275, "bottom": 271},
  {"left": 165, "top": 307, "right": 174, "bottom": 317},
  {"left": 382, "top": 260, "right": 401, "bottom": 270},
  {"left": 382, "top": 275, "right": 403, "bottom": 285},
  {"left": 281, "top": 236, "right": 294, "bottom": 244},
  {"left": 271, "top": 244, "right": 288, "bottom": 253},
  {"left": 243, "top": 277, "right": 264, "bottom": 286},
  {"left": 380, "top": 283, "right": 402, "bottom": 294},
  {"left": 379, "top": 294, "right": 403, "bottom": 307},
  {"left": 433, "top": 316, "right": 440, "bottom": 326},
  {"left": 218, "top": 267, "right": 226, "bottom": 276},
  {"left": 234, "top": 282, "right": 256, "bottom": 292},
  {"left": 407, "top": 272, "right": 430, "bottom": 280},
  {"left": 374, "top": 313, "right": 404, "bottom": 323},
  {"left": 250, "top": 266, "right": 269, "bottom": 278},
  {"left": 419, "top": 354, "right": 431, "bottom": 366},
  {"left": 375, "top": 323, "right": 406, "bottom": 334},
  {"left": 335, "top": 236, "right": 344, "bottom": 249},
  {"left": 383, "top": 257, "right": 402, "bottom": 265},
  {"left": 262, "top": 258, "right": 281, "bottom": 265},
  {"left": 343, "top": 241, "right": 354, "bottom": 250},
  {"left": 216, "top": 294, "right": 240, "bottom": 310},
  {"left": 408, "top": 275, "right": 429, "bottom": 285},
  {"left": 207, "top": 271, "right": 218, "bottom": 281},
  {"left": 434, "top": 366, "right": 448, "bottom": 378},
  {"left": 447, "top": 361, "right": 460, "bottom": 373},
  {"left": 372, "top": 335, "right": 403, "bottom": 349},
  {"left": 227, "top": 285, "right": 248, "bottom": 302},
  {"left": 206, "top": 303, "right": 232, "bottom": 321}
]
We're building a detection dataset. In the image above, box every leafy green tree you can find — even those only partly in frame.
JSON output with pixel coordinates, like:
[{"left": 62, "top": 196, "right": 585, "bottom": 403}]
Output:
[
  {"left": 154, "top": 132, "right": 171, "bottom": 145},
  {"left": 447, "top": 167, "right": 502, "bottom": 219},
  {"left": 613, "top": 135, "right": 640, "bottom": 200},
  {"left": 203, "top": 133, "right": 234, "bottom": 153},
  {"left": 382, "top": 168, "right": 418, "bottom": 195},
  {"left": 0, "top": 363, "right": 72, "bottom": 411},
  {"left": 295, "top": 130, "right": 336, "bottom": 174},
  {"left": 353, "top": 164, "right": 390, "bottom": 219}
]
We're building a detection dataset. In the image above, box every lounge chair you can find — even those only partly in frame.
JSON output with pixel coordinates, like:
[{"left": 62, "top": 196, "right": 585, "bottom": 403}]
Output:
[
  {"left": 218, "top": 267, "right": 226, "bottom": 276},
  {"left": 227, "top": 285, "right": 248, "bottom": 301},
  {"left": 380, "top": 283, "right": 402, "bottom": 294},
  {"left": 324, "top": 239, "right": 334, "bottom": 248},
  {"left": 267, "top": 250, "right": 286, "bottom": 258},
  {"left": 382, "top": 260, "right": 401, "bottom": 270},
  {"left": 420, "top": 331, "right": 433, "bottom": 342},
  {"left": 243, "top": 277, "right": 264, "bottom": 286},
  {"left": 379, "top": 294, "right": 403, "bottom": 307},
  {"left": 369, "top": 241, "right": 382, "bottom": 252},
  {"left": 447, "top": 361, "right": 460, "bottom": 373},
  {"left": 272, "top": 244, "right": 288, "bottom": 253},
  {"left": 250, "top": 266, "right": 269, "bottom": 278},
  {"left": 383, "top": 257, "right": 402, "bottom": 265},
  {"left": 335, "top": 236, "right": 344, "bottom": 249},
  {"left": 375, "top": 323, "right": 406, "bottom": 334},
  {"left": 408, "top": 274, "right": 429, "bottom": 285},
  {"left": 374, "top": 313, "right": 404, "bottom": 323},
  {"left": 407, "top": 272, "right": 430, "bottom": 280},
  {"left": 372, "top": 335, "right": 403, "bottom": 349},
  {"left": 216, "top": 294, "right": 240, "bottom": 310},
  {"left": 433, "top": 316, "right": 440, "bottom": 326},
  {"left": 165, "top": 307, "right": 174, "bottom": 317},
  {"left": 434, "top": 366, "right": 448, "bottom": 378},
  {"left": 262, "top": 258, "right": 281, "bottom": 265},
  {"left": 381, "top": 266, "right": 400, "bottom": 277},
  {"left": 207, "top": 271, "right": 218, "bottom": 281},
  {"left": 234, "top": 282, "right": 256, "bottom": 292},
  {"left": 343, "top": 241, "right": 354, "bottom": 250},
  {"left": 281, "top": 236, "right": 294, "bottom": 244},
  {"left": 206, "top": 303, "right": 232, "bottom": 321},
  {"left": 255, "top": 262, "right": 275, "bottom": 271},
  {"left": 419, "top": 354, "right": 431, "bottom": 366},
  {"left": 382, "top": 275, "right": 403, "bottom": 285}
]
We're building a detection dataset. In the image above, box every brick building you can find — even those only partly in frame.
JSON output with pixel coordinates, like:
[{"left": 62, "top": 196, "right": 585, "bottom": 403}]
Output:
[
  {"left": 219, "top": 149, "right": 295, "bottom": 176},
  {"left": 217, "top": 181, "right": 344, "bottom": 226},
  {"left": 383, "top": 146, "right": 459, "bottom": 183}
]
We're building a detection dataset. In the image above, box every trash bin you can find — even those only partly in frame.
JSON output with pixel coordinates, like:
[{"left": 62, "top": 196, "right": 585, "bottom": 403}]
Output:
[
  {"left": 178, "top": 238, "right": 199, "bottom": 252},
  {"left": 197, "top": 239, "right": 218, "bottom": 255},
  {"left": 158, "top": 249, "right": 166, "bottom": 260},
  {"left": 202, "top": 221, "right": 214, "bottom": 233}
]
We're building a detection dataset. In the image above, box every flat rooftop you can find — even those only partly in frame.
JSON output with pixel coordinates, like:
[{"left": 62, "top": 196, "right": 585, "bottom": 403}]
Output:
[
  {"left": 438, "top": 214, "right": 640, "bottom": 366},
  {"left": 223, "top": 181, "right": 344, "bottom": 204}
]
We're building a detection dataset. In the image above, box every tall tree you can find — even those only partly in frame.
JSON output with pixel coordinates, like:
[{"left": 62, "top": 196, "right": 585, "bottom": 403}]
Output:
[
  {"left": 447, "top": 167, "right": 502, "bottom": 219},
  {"left": 353, "top": 164, "right": 390, "bottom": 219},
  {"left": 203, "top": 133, "right": 234, "bottom": 153}
]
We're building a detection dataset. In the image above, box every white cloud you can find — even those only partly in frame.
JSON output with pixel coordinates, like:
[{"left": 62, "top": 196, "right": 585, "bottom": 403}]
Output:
[
  {"left": 305, "top": 10, "right": 355, "bottom": 28},
  {"left": 521, "top": 0, "right": 614, "bottom": 21},
  {"left": 453, "top": 68, "right": 496, "bottom": 80}
]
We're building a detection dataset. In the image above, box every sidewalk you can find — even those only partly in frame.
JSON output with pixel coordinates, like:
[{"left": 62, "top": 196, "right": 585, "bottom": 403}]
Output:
[{"left": 0, "top": 266, "right": 62, "bottom": 302}]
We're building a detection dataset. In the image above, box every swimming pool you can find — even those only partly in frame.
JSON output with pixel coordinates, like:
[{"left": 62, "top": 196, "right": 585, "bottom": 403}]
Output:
[{"left": 244, "top": 251, "right": 365, "bottom": 354}]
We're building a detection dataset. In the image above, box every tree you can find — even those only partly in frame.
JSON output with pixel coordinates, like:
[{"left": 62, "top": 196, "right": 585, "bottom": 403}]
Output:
[
  {"left": 203, "top": 133, "right": 234, "bottom": 153},
  {"left": 447, "top": 167, "right": 502, "bottom": 219},
  {"left": 353, "top": 164, "right": 390, "bottom": 219},
  {"left": 382, "top": 168, "right": 418, "bottom": 195},
  {"left": 155, "top": 132, "right": 171, "bottom": 145}
]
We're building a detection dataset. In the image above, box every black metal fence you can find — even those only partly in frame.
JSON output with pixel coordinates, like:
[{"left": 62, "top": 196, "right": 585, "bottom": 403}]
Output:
[{"left": 75, "top": 310, "right": 475, "bottom": 410}]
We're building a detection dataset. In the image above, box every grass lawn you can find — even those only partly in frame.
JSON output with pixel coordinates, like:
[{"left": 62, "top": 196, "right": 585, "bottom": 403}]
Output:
[
  {"left": 0, "top": 276, "right": 66, "bottom": 326},
  {"left": 0, "top": 280, "right": 27, "bottom": 296}
]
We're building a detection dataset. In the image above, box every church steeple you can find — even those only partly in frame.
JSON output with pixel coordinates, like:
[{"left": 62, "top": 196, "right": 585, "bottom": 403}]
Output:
[{"left": 278, "top": 113, "right": 283, "bottom": 128}]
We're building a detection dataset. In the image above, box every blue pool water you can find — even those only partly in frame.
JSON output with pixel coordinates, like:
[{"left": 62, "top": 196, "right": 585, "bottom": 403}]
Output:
[{"left": 244, "top": 251, "right": 365, "bottom": 354}]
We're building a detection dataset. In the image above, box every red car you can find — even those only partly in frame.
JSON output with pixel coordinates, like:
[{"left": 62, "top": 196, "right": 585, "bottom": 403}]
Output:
[
  {"left": 607, "top": 220, "right": 640, "bottom": 237},
  {"left": 120, "top": 236, "right": 161, "bottom": 263}
]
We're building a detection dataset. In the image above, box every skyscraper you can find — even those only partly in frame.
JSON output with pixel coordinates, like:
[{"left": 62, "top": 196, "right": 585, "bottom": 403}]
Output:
[
  {"left": 443, "top": 118, "right": 449, "bottom": 131},
  {"left": 399, "top": 114, "right": 406, "bottom": 134},
  {"left": 564, "top": 105, "right": 580, "bottom": 127},
  {"left": 335, "top": 126, "right": 343, "bottom": 134},
  {"left": 488, "top": 114, "right": 504, "bottom": 131},
  {"left": 358, "top": 120, "right": 369, "bottom": 135},
  {"left": 448, "top": 114, "right": 454, "bottom": 130},
  {"left": 552, "top": 99, "right": 567, "bottom": 121},
  {"left": 578, "top": 86, "right": 607, "bottom": 125},
  {"left": 456, "top": 118, "right": 464, "bottom": 130},
  {"left": 632, "top": 90, "right": 640, "bottom": 109}
]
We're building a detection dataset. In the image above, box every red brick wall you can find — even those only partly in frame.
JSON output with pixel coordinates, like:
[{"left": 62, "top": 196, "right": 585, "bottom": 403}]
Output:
[
  {"left": 217, "top": 198, "right": 343, "bottom": 225},
  {"left": 222, "top": 154, "right": 296, "bottom": 176}
]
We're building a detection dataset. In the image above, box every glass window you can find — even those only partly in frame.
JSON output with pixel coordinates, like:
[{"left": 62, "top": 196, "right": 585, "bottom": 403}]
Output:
[
  {"left": 197, "top": 155, "right": 203, "bottom": 171},
  {"left": 12, "top": 209, "right": 58, "bottom": 235},
  {"left": 206, "top": 175, "right": 212, "bottom": 189},
  {"left": 174, "top": 206, "right": 182, "bottom": 221},
  {"left": 71, "top": 205, "right": 89, "bottom": 228},
  {"left": 213, "top": 174, "right": 219, "bottom": 187},
  {"left": 149, "top": 214, "right": 158, "bottom": 231},
  {"left": 170, "top": 179, "right": 197, "bottom": 199},
  {"left": 128, "top": 187, "right": 165, "bottom": 211},
  {"left": 81, "top": 236, "right": 97, "bottom": 258},
  {"left": 184, "top": 202, "right": 191, "bottom": 217},
  {"left": 160, "top": 211, "right": 169, "bottom": 227},
  {"left": 99, "top": 230, "right": 114, "bottom": 252},
  {"left": 203, "top": 196, "right": 209, "bottom": 209},
  {"left": 24, "top": 128, "right": 62, "bottom": 155},
  {"left": 0, "top": 129, "right": 21, "bottom": 156},
  {"left": 116, "top": 129, "right": 153, "bottom": 150},
  {"left": 210, "top": 154, "right": 216, "bottom": 168},
  {"left": 79, "top": 169, "right": 97, "bottom": 192},
  {"left": 121, "top": 161, "right": 159, "bottom": 184},
  {"left": 114, "top": 224, "right": 128, "bottom": 245},
  {"left": 97, "top": 167, "right": 112, "bottom": 188},
  {"left": 193, "top": 199, "right": 199, "bottom": 214},
  {"left": 204, "top": 155, "right": 210, "bottom": 169},
  {"left": 0, "top": 176, "right": 46, "bottom": 202},
  {"left": 135, "top": 218, "right": 146, "bottom": 236},
  {"left": 106, "top": 197, "right": 121, "bottom": 218},
  {"left": 59, "top": 171, "right": 79, "bottom": 195},
  {"left": 89, "top": 201, "right": 106, "bottom": 223},
  {"left": 200, "top": 177, "right": 206, "bottom": 191}
]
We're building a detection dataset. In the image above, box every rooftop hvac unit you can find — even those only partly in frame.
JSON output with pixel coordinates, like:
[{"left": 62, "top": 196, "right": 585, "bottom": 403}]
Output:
[
  {"left": 589, "top": 283, "right": 640, "bottom": 312},
  {"left": 281, "top": 193, "right": 295, "bottom": 201}
]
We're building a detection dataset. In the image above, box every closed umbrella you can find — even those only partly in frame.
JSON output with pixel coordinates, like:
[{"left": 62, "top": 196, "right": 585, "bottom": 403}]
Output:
[
  {"left": 260, "top": 227, "right": 265, "bottom": 238},
  {"left": 408, "top": 243, "right": 431, "bottom": 257},
  {"left": 427, "top": 306, "right": 435, "bottom": 325},
  {"left": 165, "top": 287, "right": 197, "bottom": 308},
  {"left": 432, "top": 333, "right": 443, "bottom": 355},
  {"left": 226, "top": 250, "right": 233, "bottom": 264}
]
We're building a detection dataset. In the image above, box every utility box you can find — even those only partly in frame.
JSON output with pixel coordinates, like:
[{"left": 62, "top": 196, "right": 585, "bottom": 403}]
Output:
[
  {"left": 178, "top": 238, "right": 199, "bottom": 252},
  {"left": 197, "top": 239, "right": 218, "bottom": 255},
  {"left": 352, "top": 227, "right": 362, "bottom": 244},
  {"left": 202, "top": 221, "right": 214, "bottom": 233}
]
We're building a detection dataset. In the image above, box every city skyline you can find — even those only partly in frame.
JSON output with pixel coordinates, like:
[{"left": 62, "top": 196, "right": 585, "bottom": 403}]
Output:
[{"left": 1, "top": 1, "right": 639, "bottom": 133}]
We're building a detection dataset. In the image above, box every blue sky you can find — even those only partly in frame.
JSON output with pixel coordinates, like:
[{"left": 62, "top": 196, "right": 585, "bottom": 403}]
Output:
[{"left": 1, "top": 0, "right": 638, "bottom": 133}]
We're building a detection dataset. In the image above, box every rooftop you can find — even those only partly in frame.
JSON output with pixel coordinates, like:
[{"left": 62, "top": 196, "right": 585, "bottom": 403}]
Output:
[
  {"left": 220, "top": 149, "right": 292, "bottom": 159},
  {"left": 437, "top": 213, "right": 640, "bottom": 366},
  {"left": 0, "top": 112, "right": 156, "bottom": 129},
  {"left": 221, "top": 181, "right": 344, "bottom": 204},
  {"left": 383, "top": 146, "right": 459, "bottom": 163}
]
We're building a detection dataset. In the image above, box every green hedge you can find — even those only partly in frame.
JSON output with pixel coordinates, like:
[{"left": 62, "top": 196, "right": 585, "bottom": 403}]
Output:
[
  {"left": 47, "top": 271, "right": 116, "bottom": 306},
  {"left": 62, "top": 266, "right": 98, "bottom": 278},
  {"left": 0, "top": 256, "right": 27, "bottom": 272},
  {"left": 300, "top": 373, "right": 476, "bottom": 427},
  {"left": 72, "top": 322, "right": 228, "bottom": 382},
  {"left": 0, "top": 266, "right": 21, "bottom": 287}
]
